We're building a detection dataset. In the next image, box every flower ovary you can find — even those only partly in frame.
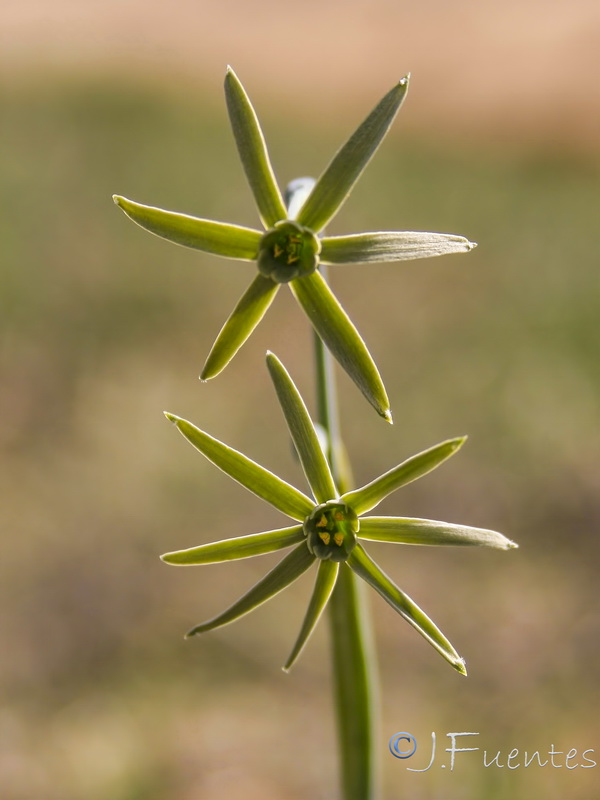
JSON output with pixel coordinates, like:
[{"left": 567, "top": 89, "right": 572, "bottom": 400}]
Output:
[
  {"left": 304, "top": 501, "right": 359, "bottom": 562},
  {"left": 258, "top": 221, "right": 321, "bottom": 284}
]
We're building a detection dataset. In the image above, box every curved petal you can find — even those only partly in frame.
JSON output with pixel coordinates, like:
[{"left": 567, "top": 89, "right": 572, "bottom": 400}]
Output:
[
  {"left": 290, "top": 271, "right": 391, "bottom": 423},
  {"left": 161, "top": 525, "right": 304, "bottom": 565},
  {"left": 201, "top": 274, "right": 279, "bottom": 380},
  {"left": 358, "top": 517, "right": 518, "bottom": 550},
  {"left": 283, "top": 559, "right": 339, "bottom": 671},
  {"left": 347, "top": 544, "right": 466, "bottom": 675},
  {"left": 113, "top": 195, "right": 261, "bottom": 259},
  {"left": 224, "top": 67, "right": 287, "bottom": 228},
  {"left": 266, "top": 352, "right": 338, "bottom": 503},
  {"left": 296, "top": 77, "right": 409, "bottom": 233},
  {"left": 186, "top": 543, "right": 315, "bottom": 636},
  {"left": 320, "top": 231, "right": 476, "bottom": 264},
  {"left": 342, "top": 437, "right": 466, "bottom": 515},
  {"left": 164, "top": 413, "right": 314, "bottom": 521}
]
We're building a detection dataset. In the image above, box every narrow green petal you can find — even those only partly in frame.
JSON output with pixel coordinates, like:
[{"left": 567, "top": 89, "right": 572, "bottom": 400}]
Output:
[
  {"left": 359, "top": 517, "right": 518, "bottom": 550},
  {"left": 161, "top": 525, "right": 304, "bottom": 565},
  {"left": 283, "top": 560, "right": 339, "bottom": 671},
  {"left": 296, "top": 76, "right": 410, "bottom": 233},
  {"left": 290, "top": 271, "right": 391, "bottom": 422},
  {"left": 112, "top": 195, "right": 261, "bottom": 259},
  {"left": 186, "top": 543, "right": 315, "bottom": 636},
  {"left": 342, "top": 436, "right": 466, "bottom": 515},
  {"left": 164, "top": 413, "right": 314, "bottom": 521},
  {"left": 224, "top": 67, "right": 287, "bottom": 228},
  {"left": 320, "top": 231, "right": 477, "bottom": 264},
  {"left": 266, "top": 352, "right": 338, "bottom": 503},
  {"left": 348, "top": 544, "right": 466, "bottom": 675},
  {"left": 201, "top": 274, "right": 279, "bottom": 380}
]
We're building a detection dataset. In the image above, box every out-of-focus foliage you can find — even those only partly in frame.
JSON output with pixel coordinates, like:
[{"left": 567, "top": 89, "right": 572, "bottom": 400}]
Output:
[{"left": 1, "top": 80, "right": 598, "bottom": 800}]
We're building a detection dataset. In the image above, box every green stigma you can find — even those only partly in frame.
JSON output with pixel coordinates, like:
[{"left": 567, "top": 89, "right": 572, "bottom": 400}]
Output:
[
  {"left": 304, "top": 501, "right": 359, "bottom": 562},
  {"left": 258, "top": 220, "right": 321, "bottom": 283}
]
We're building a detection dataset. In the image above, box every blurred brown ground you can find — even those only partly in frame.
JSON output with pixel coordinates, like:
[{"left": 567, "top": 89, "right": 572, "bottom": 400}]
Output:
[{"left": 2, "top": 0, "right": 600, "bottom": 151}]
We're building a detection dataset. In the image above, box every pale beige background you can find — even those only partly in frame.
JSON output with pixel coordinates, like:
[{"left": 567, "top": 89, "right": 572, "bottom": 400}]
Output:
[{"left": 2, "top": 0, "right": 599, "bottom": 149}]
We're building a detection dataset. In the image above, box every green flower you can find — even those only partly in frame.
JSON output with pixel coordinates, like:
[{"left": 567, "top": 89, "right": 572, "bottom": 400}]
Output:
[
  {"left": 162, "top": 353, "right": 516, "bottom": 674},
  {"left": 114, "top": 67, "right": 476, "bottom": 422}
]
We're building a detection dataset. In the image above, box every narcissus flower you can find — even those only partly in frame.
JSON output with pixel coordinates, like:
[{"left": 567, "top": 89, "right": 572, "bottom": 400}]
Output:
[
  {"left": 114, "top": 67, "right": 476, "bottom": 422},
  {"left": 162, "top": 353, "right": 516, "bottom": 674}
]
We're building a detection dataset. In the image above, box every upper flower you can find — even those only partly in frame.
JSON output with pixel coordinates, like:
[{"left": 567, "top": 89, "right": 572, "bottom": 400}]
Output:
[
  {"left": 113, "top": 67, "right": 476, "bottom": 423},
  {"left": 161, "top": 353, "right": 516, "bottom": 674}
]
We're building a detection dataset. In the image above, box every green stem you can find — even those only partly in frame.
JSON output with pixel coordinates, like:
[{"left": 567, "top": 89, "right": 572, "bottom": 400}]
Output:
[
  {"left": 329, "top": 558, "right": 379, "bottom": 800},
  {"left": 315, "top": 307, "right": 380, "bottom": 800},
  {"left": 287, "top": 179, "right": 380, "bottom": 799}
]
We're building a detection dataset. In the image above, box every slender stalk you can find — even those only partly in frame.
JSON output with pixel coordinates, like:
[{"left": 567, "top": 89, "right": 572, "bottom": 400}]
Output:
[
  {"left": 312, "top": 279, "right": 340, "bottom": 466},
  {"left": 315, "top": 306, "right": 380, "bottom": 800},
  {"left": 287, "top": 179, "right": 380, "bottom": 799},
  {"left": 329, "top": 557, "right": 379, "bottom": 800}
]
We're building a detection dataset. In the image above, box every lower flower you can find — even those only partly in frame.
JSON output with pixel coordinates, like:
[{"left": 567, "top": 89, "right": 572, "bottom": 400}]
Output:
[{"left": 161, "top": 353, "right": 517, "bottom": 674}]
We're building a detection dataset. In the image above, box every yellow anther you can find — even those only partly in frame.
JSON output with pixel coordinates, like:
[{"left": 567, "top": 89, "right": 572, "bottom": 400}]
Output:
[
  {"left": 334, "top": 533, "right": 344, "bottom": 547},
  {"left": 287, "top": 254, "right": 299, "bottom": 265},
  {"left": 316, "top": 514, "right": 328, "bottom": 528},
  {"left": 334, "top": 512, "right": 344, "bottom": 521},
  {"left": 319, "top": 532, "right": 331, "bottom": 545},
  {"left": 273, "top": 244, "right": 284, "bottom": 258}
]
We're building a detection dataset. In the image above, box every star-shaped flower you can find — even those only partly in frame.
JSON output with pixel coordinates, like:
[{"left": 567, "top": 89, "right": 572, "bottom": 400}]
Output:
[
  {"left": 162, "top": 353, "right": 516, "bottom": 674},
  {"left": 114, "top": 67, "right": 476, "bottom": 422}
]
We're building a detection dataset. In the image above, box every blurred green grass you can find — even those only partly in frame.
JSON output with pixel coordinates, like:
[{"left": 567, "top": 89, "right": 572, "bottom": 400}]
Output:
[{"left": 1, "top": 79, "right": 599, "bottom": 800}]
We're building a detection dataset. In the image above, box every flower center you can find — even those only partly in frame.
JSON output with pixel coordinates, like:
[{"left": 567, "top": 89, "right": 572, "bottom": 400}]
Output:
[
  {"left": 304, "top": 501, "right": 359, "bottom": 562},
  {"left": 258, "top": 220, "right": 321, "bottom": 284}
]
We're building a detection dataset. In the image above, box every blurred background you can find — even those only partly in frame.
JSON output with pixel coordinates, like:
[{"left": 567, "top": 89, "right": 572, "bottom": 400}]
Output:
[{"left": 1, "top": 2, "right": 599, "bottom": 799}]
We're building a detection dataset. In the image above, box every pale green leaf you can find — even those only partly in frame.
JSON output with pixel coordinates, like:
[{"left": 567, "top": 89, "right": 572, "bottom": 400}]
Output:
[
  {"left": 225, "top": 67, "right": 287, "bottom": 228},
  {"left": 113, "top": 195, "right": 261, "bottom": 259},
  {"left": 348, "top": 544, "right": 466, "bottom": 674},
  {"left": 359, "top": 517, "right": 518, "bottom": 549},
  {"left": 342, "top": 437, "right": 466, "bottom": 515},
  {"left": 296, "top": 77, "right": 409, "bottom": 233},
  {"left": 266, "top": 352, "right": 338, "bottom": 503},
  {"left": 283, "top": 559, "right": 339, "bottom": 671},
  {"left": 290, "top": 271, "right": 391, "bottom": 422},
  {"left": 161, "top": 525, "right": 304, "bottom": 565},
  {"left": 320, "top": 231, "right": 476, "bottom": 264},
  {"left": 186, "top": 543, "right": 315, "bottom": 636},
  {"left": 201, "top": 274, "right": 279, "bottom": 380},
  {"left": 165, "top": 413, "right": 314, "bottom": 521}
]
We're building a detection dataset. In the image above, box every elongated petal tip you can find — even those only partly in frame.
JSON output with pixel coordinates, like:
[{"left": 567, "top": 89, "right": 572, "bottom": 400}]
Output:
[
  {"left": 200, "top": 354, "right": 228, "bottom": 381},
  {"left": 505, "top": 539, "right": 519, "bottom": 550},
  {"left": 112, "top": 194, "right": 122, "bottom": 206},
  {"left": 455, "top": 658, "right": 468, "bottom": 676},
  {"left": 399, "top": 73, "right": 411, "bottom": 86},
  {"left": 160, "top": 552, "right": 185, "bottom": 564},
  {"left": 383, "top": 409, "right": 393, "bottom": 425},
  {"left": 164, "top": 411, "right": 179, "bottom": 424},
  {"left": 468, "top": 241, "right": 478, "bottom": 250}
]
